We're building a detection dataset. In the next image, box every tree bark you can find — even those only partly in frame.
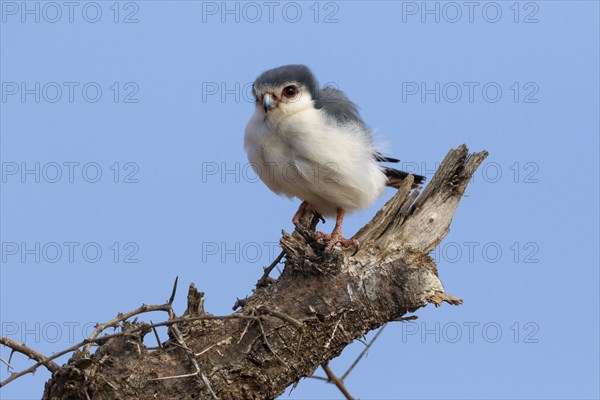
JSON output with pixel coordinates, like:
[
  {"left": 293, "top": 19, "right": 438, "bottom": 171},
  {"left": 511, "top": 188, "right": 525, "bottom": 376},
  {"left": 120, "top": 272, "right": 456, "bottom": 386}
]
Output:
[{"left": 42, "top": 145, "right": 488, "bottom": 400}]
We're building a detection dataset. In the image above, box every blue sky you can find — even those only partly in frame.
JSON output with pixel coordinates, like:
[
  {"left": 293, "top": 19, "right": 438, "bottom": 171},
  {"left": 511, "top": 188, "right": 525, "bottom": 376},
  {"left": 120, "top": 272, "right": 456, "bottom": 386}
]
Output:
[{"left": 1, "top": 1, "right": 599, "bottom": 399}]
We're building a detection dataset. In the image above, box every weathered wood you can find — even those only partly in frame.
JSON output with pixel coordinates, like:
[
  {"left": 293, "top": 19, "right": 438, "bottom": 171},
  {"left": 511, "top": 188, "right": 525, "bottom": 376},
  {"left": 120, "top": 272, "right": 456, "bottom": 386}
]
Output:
[{"left": 42, "top": 145, "right": 488, "bottom": 400}]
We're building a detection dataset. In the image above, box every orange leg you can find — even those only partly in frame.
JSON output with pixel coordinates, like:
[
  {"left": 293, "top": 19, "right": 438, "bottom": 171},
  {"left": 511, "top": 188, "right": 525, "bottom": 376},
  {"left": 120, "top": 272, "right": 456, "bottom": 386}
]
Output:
[
  {"left": 313, "top": 208, "right": 359, "bottom": 252},
  {"left": 292, "top": 201, "right": 311, "bottom": 227}
]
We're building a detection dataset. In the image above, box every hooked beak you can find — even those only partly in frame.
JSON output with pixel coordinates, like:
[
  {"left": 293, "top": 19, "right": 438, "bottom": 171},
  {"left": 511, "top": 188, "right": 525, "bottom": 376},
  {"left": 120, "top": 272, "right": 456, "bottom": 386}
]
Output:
[{"left": 262, "top": 94, "right": 277, "bottom": 112}]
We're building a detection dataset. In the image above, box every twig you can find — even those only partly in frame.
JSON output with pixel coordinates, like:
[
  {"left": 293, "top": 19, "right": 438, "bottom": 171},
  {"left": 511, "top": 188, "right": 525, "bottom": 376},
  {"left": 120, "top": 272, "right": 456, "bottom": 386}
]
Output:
[
  {"left": 195, "top": 336, "right": 233, "bottom": 357},
  {"left": 341, "top": 323, "right": 387, "bottom": 380},
  {"left": 148, "top": 371, "right": 200, "bottom": 381},
  {"left": 0, "top": 357, "right": 13, "bottom": 371},
  {"left": 256, "top": 250, "right": 286, "bottom": 288},
  {"left": 83, "top": 303, "right": 172, "bottom": 352},
  {"left": 258, "top": 317, "right": 287, "bottom": 367},
  {"left": 256, "top": 306, "right": 304, "bottom": 330},
  {"left": 154, "top": 323, "right": 199, "bottom": 378},
  {"left": 324, "top": 316, "right": 342, "bottom": 349},
  {"left": 398, "top": 315, "right": 418, "bottom": 322},
  {"left": 294, "top": 331, "right": 304, "bottom": 357},
  {"left": 168, "top": 276, "right": 179, "bottom": 305},
  {"left": 149, "top": 321, "right": 163, "bottom": 349},
  {"left": 237, "top": 309, "right": 257, "bottom": 344},
  {"left": 0, "top": 337, "right": 59, "bottom": 373},
  {"left": 201, "top": 372, "right": 219, "bottom": 399},
  {"left": 158, "top": 316, "right": 219, "bottom": 399},
  {"left": 321, "top": 362, "right": 354, "bottom": 400},
  {"left": 155, "top": 320, "right": 202, "bottom": 384}
]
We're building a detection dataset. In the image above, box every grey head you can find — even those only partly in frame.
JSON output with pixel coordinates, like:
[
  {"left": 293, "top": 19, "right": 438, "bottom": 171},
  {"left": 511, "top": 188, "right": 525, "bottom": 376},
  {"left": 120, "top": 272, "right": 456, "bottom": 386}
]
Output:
[
  {"left": 252, "top": 64, "right": 365, "bottom": 127},
  {"left": 253, "top": 64, "right": 320, "bottom": 102}
]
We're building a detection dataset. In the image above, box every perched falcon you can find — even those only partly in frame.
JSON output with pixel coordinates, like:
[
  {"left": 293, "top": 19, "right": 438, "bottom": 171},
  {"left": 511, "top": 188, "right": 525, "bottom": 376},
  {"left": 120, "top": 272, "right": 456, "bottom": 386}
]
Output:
[{"left": 244, "top": 65, "right": 424, "bottom": 251}]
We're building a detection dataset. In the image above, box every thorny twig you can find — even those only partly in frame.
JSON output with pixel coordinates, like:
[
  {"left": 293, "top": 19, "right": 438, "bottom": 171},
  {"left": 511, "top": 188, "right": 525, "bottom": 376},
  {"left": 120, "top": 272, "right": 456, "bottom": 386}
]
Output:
[
  {"left": 257, "top": 306, "right": 304, "bottom": 330},
  {"left": 310, "top": 323, "right": 389, "bottom": 399},
  {"left": 321, "top": 362, "right": 354, "bottom": 400},
  {"left": 255, "top": 250, "right": 286, "bottom": 288},
  {"left": 150, "top": 321, "right": 163, "bottom": 349},
  {"left": 82, "top": 277, "right": 180, "bottom": 353},
  {"left": 201, "top": 373, "right": 219, "bottom": 399},
  {"left": 196, "top": 336, "right": 233, "bottom": 357},
  {"left": 324, "top": 316, "right": 343, "bottom": 349},
  {"left": 237, "top": 309, "right": 257, "bottom": 344},
  {"left": 0, "top": 357, "right": 13, "bottom": 371},
  {"left": 258, "top": 316, "right": 288, "bottom": 367},
  {"left": 341, "top": 323, "right": 387, "bottom": 380},
  {"left": 0, "top": 337, "right": 59, "bottom": 373},
  {"left": 168, "top": 276, "right": 179, "bottom": 306},
  {"left": 82, "top": 304, "right": 173, "bottom": 352}
]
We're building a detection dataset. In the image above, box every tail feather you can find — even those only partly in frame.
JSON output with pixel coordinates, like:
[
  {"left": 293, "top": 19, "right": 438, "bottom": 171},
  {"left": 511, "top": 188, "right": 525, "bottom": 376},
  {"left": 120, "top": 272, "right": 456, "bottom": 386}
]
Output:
[
  {"left": 374, "top": 153, "right": 400, "bottom": 163},
  {"left": 383, "top": 167, "right": 426, "bottom": 189}
]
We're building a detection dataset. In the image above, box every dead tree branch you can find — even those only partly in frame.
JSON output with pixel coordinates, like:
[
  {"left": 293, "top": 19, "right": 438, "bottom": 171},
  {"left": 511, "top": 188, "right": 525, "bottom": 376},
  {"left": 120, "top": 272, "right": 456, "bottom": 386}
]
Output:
[{"left": 2, "top": 144, "right": 487, "bottom": 400}]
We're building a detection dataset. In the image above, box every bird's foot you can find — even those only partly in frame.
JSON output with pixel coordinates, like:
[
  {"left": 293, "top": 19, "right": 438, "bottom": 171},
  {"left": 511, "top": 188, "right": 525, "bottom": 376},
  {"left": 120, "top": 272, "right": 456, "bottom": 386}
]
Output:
[
  {"left": 313, "top": 231, "right": 360, "bottom": 254},
  {"left": 293, "top": 201, "right": 325, "bottom": 230},
  {"left": 292, "top": 201, "right": 311, "bottom": 228}
]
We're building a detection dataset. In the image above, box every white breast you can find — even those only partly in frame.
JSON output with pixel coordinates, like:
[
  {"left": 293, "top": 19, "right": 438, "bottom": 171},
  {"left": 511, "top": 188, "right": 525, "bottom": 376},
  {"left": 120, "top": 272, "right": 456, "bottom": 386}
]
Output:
[{"left": 244, "top": 107, "right": 387, "bottom": 216}]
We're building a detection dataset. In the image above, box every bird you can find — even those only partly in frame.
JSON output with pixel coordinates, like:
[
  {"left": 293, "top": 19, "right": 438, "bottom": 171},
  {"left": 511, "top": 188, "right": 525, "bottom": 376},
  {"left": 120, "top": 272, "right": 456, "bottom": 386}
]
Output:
[{"left": 244, "top": 65, "right": 425, "bottom": 252}]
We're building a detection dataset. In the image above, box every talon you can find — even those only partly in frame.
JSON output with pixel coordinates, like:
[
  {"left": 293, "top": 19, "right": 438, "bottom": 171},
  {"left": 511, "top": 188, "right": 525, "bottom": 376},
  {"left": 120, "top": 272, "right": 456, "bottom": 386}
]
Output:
[
  {"left": 351, "top": 241, "right": 361, "bottom": 256},
  {"left": 315, "top": 213, "right": 326, "bottom": 225}
]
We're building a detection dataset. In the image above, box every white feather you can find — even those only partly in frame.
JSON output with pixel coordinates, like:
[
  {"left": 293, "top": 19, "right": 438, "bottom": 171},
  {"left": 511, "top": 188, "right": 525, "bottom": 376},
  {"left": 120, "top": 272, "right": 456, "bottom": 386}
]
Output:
[{"left": 244, "top": 90, "right": 387, "bottom": 217}]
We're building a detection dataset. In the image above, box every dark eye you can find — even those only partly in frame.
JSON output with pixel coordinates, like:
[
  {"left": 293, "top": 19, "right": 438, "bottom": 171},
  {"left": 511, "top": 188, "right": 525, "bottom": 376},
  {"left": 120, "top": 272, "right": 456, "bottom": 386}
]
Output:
[{"left": 283, "top": 85, "right": 297, "bottom": 98}]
